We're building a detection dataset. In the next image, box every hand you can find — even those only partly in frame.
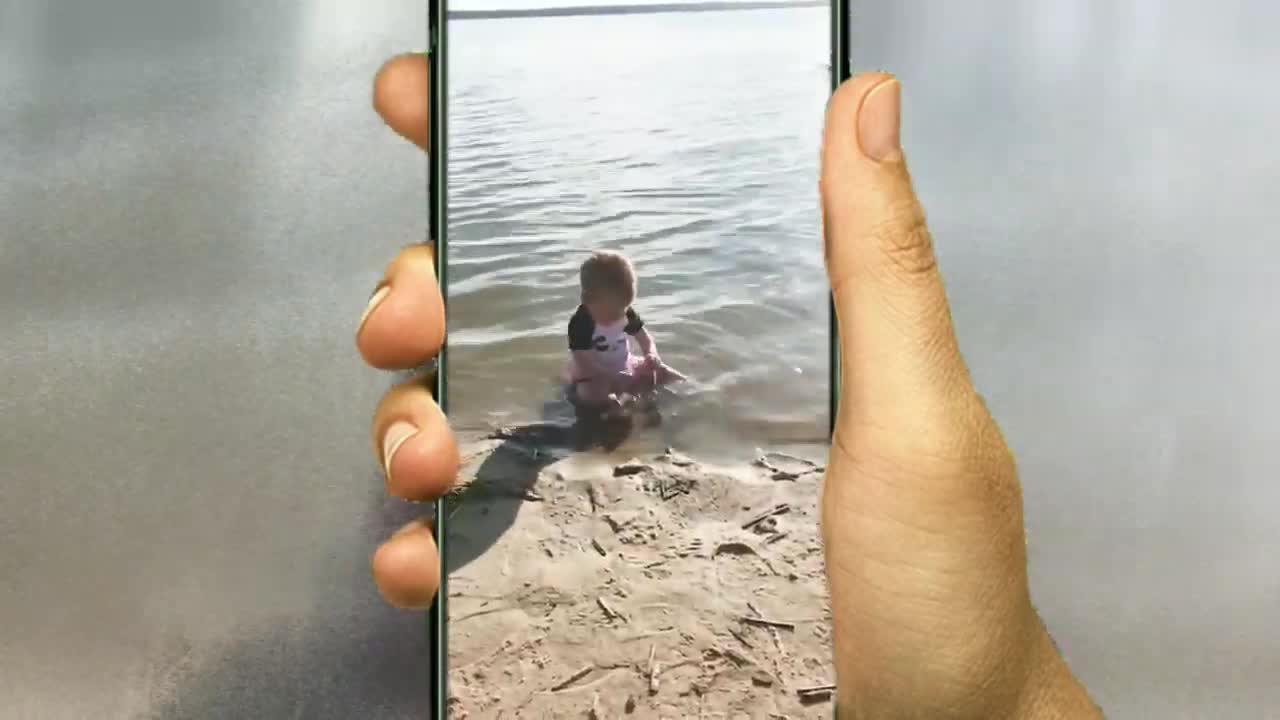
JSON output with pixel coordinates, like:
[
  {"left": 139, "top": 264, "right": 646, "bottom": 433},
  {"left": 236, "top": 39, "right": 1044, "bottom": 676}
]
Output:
[
  {"left": 820, "top": 74, "right": 1098, "bottom": 717},
  {"left": 358, "top": 53, "right": 457, "bottom": 609},
  {"left": 635, "top": 353, "right": 660, "bottom": 377},
  {"left": 359, "top": 51, "right": 1098, "bottom": 718}
]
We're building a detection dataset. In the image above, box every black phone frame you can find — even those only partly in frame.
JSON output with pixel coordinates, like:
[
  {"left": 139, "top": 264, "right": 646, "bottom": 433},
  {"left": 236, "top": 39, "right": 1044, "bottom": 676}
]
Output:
[{"left": 427, "top": 2, "right": 852, "bottom": 714}]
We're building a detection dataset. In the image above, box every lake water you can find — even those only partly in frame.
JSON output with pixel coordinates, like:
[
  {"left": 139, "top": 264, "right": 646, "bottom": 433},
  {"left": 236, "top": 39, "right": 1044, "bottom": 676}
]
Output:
[{"left": 444, "top": 8, "right": 833, "bottom": 460}]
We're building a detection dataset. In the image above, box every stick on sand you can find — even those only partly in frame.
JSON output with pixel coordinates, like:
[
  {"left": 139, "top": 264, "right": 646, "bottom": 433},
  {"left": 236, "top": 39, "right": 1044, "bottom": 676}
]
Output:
[
  {"left": 550, "top": 665, "right": 594, "bottom": 692},
  {"left": 740, "top": 615, "right": 796, "bottom": 631}
]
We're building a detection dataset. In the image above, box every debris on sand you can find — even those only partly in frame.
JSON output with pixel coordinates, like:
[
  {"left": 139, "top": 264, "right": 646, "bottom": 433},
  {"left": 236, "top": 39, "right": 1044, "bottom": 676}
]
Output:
[
  {"left": 752, "top": 451, "right": 825, "bottom": 482},
  {"left": 797, "top": 684, "right": 837, "bottom": 703},
  {"left": 614, "top": 460, "right": 649, "bottom": 477},
  {"left": 446, "top": 439, "right": 832, "bottom": 718},
  {"left": 646, "top": 644, "right": 659, "bottom": 695},
  {"left": 741, "top": 503, "right": 791, "bottom": 530},
  {"left": 550, "top": 665, "right": 595, "bottom": 692}
]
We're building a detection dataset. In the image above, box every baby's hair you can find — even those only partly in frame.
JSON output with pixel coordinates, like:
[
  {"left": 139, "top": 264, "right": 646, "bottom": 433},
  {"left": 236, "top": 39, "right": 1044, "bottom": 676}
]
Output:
[{"left": 579, "top": 251, "right": 637, "bottom": 305}]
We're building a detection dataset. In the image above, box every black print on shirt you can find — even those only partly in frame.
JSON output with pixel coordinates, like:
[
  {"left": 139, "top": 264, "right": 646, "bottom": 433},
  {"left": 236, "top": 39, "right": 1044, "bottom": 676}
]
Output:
[{"left": 568, "top": 305, "right": 645, "bottom": 351}]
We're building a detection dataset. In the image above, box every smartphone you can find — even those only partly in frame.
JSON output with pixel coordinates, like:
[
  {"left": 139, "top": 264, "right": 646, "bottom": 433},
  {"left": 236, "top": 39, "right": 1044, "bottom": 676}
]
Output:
[{"left": 429, "top": 0, "right": 851, "bottom": 715}]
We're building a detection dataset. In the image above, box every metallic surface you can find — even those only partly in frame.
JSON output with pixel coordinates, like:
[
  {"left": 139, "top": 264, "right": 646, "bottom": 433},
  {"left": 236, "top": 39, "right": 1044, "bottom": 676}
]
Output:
[
  {"left": 1, "top": 1, "right": 1276, "bottom": 718},
  {"left": 2, "top": 2, "right": 433, "bottom": 718}
]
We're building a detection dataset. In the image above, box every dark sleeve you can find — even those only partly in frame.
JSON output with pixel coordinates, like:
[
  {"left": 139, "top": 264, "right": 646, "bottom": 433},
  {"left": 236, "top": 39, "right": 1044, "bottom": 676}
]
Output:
[
  {"left": 568, "top": 307, "right": 595, "bottom": 350},
  {"left": 623, "top": 307, "right": 644, "bottom": 335}
]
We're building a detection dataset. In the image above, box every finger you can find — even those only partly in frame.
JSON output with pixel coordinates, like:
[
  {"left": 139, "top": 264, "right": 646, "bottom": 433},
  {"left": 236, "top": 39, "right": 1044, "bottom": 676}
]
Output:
[
  {"left": 372, "top": 372, "right": 459, "bottom": 502},
  {"left": 821, "top": 73, "right": 973, "bottom": 432},
  {"left": 357, "top": 243, "right": 446, "bottom": 370},
  {"left": 373, "top": 52, "right": 429, "bottom": 151},
  {"left": 372, "top": 518, "right": 439, "bottom": 608}
]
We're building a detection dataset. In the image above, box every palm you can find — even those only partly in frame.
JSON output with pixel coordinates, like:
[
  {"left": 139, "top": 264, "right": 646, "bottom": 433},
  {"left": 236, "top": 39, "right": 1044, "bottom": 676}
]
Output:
[{"left": 822, "top": 414, "right": 1040, "bottom": 718}]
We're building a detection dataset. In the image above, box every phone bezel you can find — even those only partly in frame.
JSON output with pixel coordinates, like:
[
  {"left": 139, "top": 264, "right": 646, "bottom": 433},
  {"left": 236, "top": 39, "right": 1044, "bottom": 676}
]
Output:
[{"left": 426, "top": 2, "right": 851, "bottom": 713}]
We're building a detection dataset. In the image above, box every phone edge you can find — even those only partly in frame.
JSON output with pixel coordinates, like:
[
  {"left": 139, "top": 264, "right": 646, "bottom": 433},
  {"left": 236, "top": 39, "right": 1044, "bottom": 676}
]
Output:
[
  {"left": 829, "top": 13, "right": 851, "bottom": 720},
  {"left": 428, "top": 0, "right": 449, "bottom": 716},
  {"left": 829, "top": 0, "right": 850, "bottom": 439}
]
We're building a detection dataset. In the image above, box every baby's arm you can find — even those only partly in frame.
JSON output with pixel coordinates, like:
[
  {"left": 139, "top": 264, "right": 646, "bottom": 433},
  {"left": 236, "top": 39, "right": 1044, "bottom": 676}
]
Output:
[
  {"left": 625, "top": 308, "right": 659, "bottom": 363},
  {"left": 569, "top": 311, "right": 617, "bottom": 382},
  {"left": 634, "top": 327, "right": 658, "bottom": 360}
]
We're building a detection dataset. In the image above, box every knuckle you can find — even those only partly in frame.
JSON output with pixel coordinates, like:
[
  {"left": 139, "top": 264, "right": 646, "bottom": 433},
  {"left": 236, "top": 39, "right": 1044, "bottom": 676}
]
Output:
[{"left": 868, "top": 199, "right": 937, "bottom": 280}]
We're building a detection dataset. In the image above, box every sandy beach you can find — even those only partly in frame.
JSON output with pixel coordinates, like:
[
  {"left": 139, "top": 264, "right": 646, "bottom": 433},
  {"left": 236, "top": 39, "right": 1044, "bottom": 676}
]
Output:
[{"left": 444, "top": 423, "right": 834, "bottom": 718}]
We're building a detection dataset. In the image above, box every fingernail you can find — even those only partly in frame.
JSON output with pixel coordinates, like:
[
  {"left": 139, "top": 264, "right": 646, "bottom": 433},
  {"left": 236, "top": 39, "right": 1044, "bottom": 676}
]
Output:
[
  {"left": 857, "top": 77, "right": 901, "bottom": 162},
  {"left": 359, "top": 285, "right": 391, "bottom": 334},
  {"left": 382, "top": 420, "right": 419, "bottom": 480}
]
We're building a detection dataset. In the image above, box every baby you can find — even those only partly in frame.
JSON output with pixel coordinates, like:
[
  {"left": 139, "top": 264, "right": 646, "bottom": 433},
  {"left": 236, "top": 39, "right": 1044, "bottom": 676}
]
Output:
[{"left": 563, "top": 251, "right": 684, "bottom": 416}]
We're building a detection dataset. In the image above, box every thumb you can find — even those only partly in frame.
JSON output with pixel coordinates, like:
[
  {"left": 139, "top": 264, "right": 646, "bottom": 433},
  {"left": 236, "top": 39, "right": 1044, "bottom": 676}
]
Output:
[{"left": 821, "top": 73, "right": 974, "bottom": 438}]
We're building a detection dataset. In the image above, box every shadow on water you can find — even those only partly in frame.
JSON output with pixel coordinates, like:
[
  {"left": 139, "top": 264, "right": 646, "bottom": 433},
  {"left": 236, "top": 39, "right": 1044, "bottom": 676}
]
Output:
[{"left": 443, "top": 385, "right": 649, "bottom": 575}]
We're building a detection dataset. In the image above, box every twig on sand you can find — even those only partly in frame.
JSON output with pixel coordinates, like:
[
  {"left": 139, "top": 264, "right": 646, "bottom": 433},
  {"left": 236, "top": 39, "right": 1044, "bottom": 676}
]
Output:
[
  {"left": 550, "top": 665, "right": 594, "bottom": 692},
  {"left": 647, "top": 644, "right": 660, "bottom": 695},
  {"left": 452, "top": 605, "right": 516, "bottom": 624},
  {"left": 588, "top": 692, "right": 603, "bottom": 719},
  {"left": 740, "top": 615, "right": 796, "bottom": 631},
  {"left": 718, "top": 646, "right": 756, "bottom": 667},
  {"left": 797, "top": 684, "right": 837, "bottom": 701},
  {"left": 746, "top": 601, "right": 787, "bottom": 652},
  {"left": 755, "top": 451, "right": 820, "bottom": 468},
  {"left": 741, "top": 503, "right": 791, "bottom": 530},
  {"left": 597, "top": 596, "right": 627, "bottom": 622},
  {"left": 454, "top": 634, "right": 546, "bottom": 671},
  {"left": 591, "top": 538, "right": 607, "bottom": 556}
]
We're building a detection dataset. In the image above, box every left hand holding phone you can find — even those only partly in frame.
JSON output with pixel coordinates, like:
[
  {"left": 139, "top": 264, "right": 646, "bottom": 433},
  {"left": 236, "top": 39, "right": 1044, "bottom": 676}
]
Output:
[{"left": 358, "top": 52, "right": 456, "bottom": 610}]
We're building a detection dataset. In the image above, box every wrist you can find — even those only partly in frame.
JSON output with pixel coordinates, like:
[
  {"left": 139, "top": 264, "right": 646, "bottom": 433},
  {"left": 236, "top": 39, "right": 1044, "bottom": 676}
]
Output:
[
  {"left": 1011, "top": 622, "right": 1101, "bottom": 720},
  {"left": 831, "top": 620, "right": 1100, "bottom": 720}
]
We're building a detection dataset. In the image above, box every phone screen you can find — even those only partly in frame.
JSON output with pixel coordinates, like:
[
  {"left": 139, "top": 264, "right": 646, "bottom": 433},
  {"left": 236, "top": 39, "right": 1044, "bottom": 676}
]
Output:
[{"left": 434, "top": 1, "right": 844, "bottom": 715}]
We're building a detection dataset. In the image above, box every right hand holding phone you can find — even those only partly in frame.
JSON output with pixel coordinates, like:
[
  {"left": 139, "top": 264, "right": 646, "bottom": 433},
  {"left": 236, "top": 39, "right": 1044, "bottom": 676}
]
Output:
[
  {"left": 818, "top": 74, "right": 1099, "bottom": 718},
  {"left": 357, "top": 53, "right": 1098, "bottom": 719}
]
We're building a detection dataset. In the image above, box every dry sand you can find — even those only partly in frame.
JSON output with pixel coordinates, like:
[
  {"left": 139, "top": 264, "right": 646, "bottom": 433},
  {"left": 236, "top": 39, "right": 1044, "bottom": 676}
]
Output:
[{"left": 444, "top": 422, "right": 835, "bottom": 719}]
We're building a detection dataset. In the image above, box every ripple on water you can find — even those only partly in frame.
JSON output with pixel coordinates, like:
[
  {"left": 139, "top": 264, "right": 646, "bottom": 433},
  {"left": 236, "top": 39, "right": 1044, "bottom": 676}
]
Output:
[{"left": 445, "top": 9, "right": 832, "bottom": 460}]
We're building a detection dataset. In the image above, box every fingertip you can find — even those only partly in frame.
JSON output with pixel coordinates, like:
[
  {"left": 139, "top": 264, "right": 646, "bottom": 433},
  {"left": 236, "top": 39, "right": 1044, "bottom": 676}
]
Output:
[
  {"left": 373, "top": 521, "right": 440, "bottom": 609},
  {"left": 357, "top": 245, "right": 446, "bottom": 370},
  {"left": 357, "top": 285, "right": 447, "bottom": 370},
  {"left": 826, "top": 71, "right": 896, "bottom": 138},
  {"left": 374, "top": 377, "right": 458, "bottom": 502},
  {"left": 373, "top": 53, "right": 430, "bottom": 151},
  {"left": 385, "top": 420, "right": 460, "bottom": 502}
]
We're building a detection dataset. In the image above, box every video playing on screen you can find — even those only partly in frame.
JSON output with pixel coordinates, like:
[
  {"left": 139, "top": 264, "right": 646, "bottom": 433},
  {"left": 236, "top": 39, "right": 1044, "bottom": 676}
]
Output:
[{"left": 443, "top": 3, "right": 833, "bottom": 716}]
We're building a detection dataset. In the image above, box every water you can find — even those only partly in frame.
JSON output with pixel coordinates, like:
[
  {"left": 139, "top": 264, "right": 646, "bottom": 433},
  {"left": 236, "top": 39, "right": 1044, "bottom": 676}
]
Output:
[{"left": 445, "top": 9, "right": 832, "bottom": 461}]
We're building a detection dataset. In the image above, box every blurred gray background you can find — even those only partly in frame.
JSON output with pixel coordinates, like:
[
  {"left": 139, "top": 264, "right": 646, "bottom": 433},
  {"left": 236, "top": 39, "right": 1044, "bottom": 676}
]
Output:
[{"left": 1, "top": 1, "right": 1277, "bottom": 718}]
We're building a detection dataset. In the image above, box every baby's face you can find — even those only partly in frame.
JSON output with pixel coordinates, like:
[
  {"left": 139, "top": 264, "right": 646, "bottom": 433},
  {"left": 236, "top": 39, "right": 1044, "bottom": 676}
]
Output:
[{"left": 586, "top": 294, "right": 628, "bottom": 324}]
